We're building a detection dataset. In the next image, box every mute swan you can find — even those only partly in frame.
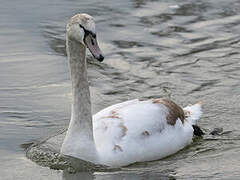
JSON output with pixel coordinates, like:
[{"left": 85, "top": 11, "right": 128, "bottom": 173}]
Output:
[{"left": 61, "top": 13, "right": 203, "bottom": 167}]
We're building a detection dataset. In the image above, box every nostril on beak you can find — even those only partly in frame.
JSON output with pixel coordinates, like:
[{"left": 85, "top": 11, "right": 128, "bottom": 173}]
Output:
[{"left": 98, "top": 54, "right": 104, "bottom": 62}]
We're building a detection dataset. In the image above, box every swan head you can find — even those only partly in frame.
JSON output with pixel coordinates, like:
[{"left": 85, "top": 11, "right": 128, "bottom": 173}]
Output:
[{"left": 67, "top": 13, "right": 104, "bottom": 62}]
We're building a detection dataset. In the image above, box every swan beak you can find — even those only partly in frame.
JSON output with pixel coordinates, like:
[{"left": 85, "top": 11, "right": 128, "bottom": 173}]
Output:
[{"left": 84, "top": 34, "right": 104, "bottom": 62}]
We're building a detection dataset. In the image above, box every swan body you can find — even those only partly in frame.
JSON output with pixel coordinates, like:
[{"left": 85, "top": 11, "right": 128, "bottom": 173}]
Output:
[{"left": 61, "top": 14, "right": 203, "bottom": 167}]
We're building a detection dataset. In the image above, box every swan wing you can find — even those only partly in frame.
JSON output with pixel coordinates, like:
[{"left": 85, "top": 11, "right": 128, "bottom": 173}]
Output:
[{"left": 93, "top": 99, "right": 195, "bottom": 167}]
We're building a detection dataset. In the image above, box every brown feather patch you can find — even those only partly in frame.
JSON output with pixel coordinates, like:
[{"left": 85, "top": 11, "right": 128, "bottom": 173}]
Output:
[
  {"left": 119, "top": 123, "right": 128, "bottom": 137},
  {"left": 142, "top": 130, "right": 150, "bottom": 136},
  {"left": 113, "top": 144, "right": 123, "bottom": 152},
  {"left": 101, "top": 115, "right": 120, "bottom": 119},
  {"left": 152, "top": 98, "right": 185, "bottom": 125},
  {"left": 111, "top": 110, "right": 118, "bottom": 115}
]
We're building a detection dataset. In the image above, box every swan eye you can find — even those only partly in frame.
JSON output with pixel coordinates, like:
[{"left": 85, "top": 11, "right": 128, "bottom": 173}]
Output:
[{"left": 79, "top": 24, "right": 96, "bottom": 39}]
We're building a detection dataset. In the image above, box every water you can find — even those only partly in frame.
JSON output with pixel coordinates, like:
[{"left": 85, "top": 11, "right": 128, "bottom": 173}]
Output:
[{"left": 0, "top": 0, "right": 240, "bottom": 179}]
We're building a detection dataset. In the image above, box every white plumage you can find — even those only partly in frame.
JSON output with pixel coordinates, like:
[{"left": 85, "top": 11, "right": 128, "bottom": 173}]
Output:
[
  {"left": 93, "top": 99, "right": 202, "bottom": 167},
  {"left": 60, "top": 14, "right": 203, "bottom": 167}
]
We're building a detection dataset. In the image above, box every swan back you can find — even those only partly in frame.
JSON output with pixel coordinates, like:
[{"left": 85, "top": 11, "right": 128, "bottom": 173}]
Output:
[{"left": 92, "top": 99, "right": 201, "bottom": 167}]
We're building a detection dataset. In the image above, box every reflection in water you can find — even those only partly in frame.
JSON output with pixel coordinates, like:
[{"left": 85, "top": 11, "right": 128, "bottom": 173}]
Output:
[
  {"left": 62, "top": 168, "right": 176, "bottom": 180},
  {"left": 62, "top": 171, "right": 94, "bottom": 180}
]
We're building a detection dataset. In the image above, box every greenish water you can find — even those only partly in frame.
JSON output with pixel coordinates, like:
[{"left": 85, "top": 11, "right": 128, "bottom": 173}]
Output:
[{"left": 0, "top": 0, "right": 240, "bottom": 179}]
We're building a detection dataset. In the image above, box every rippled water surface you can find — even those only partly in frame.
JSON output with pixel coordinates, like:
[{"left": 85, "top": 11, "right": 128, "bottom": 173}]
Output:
[{"left": 1, "top": 0, "right": 240, "bottom": 179}]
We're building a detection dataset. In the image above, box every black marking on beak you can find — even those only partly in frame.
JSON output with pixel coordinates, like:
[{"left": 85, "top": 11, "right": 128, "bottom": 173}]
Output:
[
  {"left": 98, "top": 54, "right": 104, "bottom": 62},
  {"left": 79, "top": 24, "right": 96, "bottom": 42},
  {"left": 79, "top": 24, "right": 104, "bottom": 62}
]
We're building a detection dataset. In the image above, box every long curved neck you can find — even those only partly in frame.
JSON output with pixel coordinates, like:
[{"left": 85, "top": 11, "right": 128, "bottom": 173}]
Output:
[
  {"left": 67, "top": 38, "right": 93, "bottom": 132},
  {"left": 62, "top": 38, "right": 98, "bottom": 163}
]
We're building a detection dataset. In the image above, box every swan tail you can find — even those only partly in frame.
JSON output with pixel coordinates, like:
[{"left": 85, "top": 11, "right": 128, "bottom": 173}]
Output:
[{"left": 183, "top": 101, "right": 203, "bottom": 125}]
